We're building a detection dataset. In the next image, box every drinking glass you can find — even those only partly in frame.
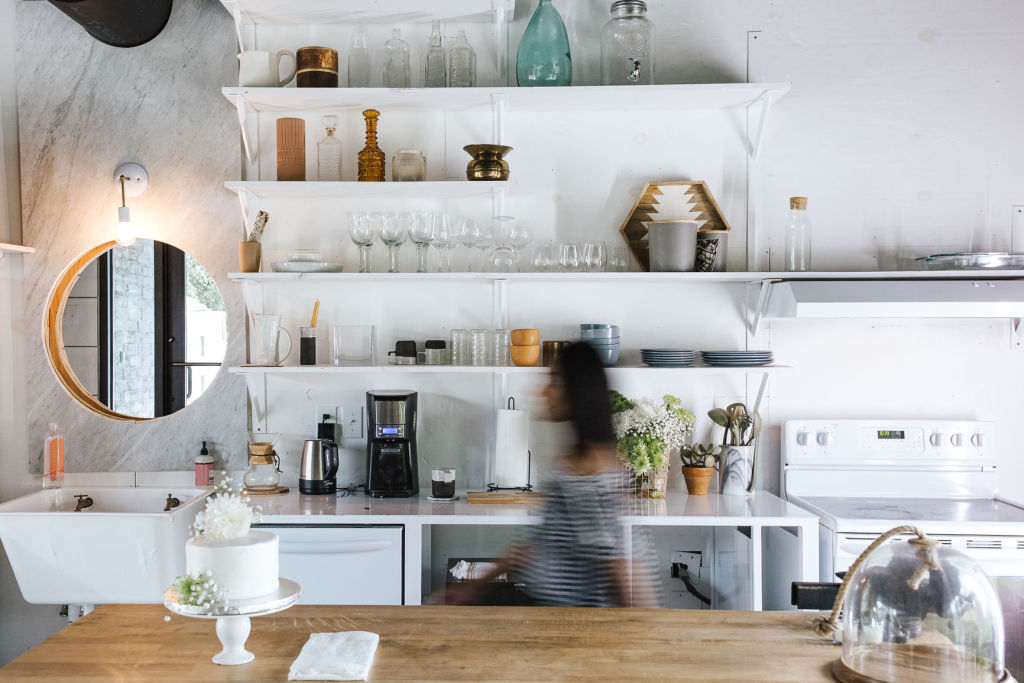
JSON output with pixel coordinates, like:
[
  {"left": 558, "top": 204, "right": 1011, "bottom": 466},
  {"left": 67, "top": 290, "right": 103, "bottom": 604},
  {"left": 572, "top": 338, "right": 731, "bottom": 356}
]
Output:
[
  {"left": 476, "top": 222, "right": 494, "bottom": 271},
  {"left": 379, "top": 212, "right": 407, "bottom": 273},
  {"left": 431, "top": 213, "right": 455, "bottom": 272},
  {"left": 488, "top": 245, "right": 517, "bottom": 272},
  {"left": 407, "top": 212, "right": 433, "bottom": 273},
  {"left": 457, "top": 218, "right": 482, "bottom": 272},
  {"left": 348, "top": 211, "right": 378, "bottom": 273},
  {"left": 470, "top": 329, "right": 489, "bottom": 366},
  {"left": 449, "top": 328, "right": 469, "bottom": 365},
  {"left": 558, "top": 241, "right": 581, "bottom": 272},
  {"left": 583, "top": 241, "right": 607, "bottom": 272},
  {"left": 332, "top": 324, "right": 376, "bottom": 365},
  {"left": 609, "top": 246, "right": 631, "bottom": 272},
  {"left": 532, "top": 242, "right": 556, "bottom": 272},
  {"left": 492, "top": 329, "right": 511, "bottom": 367}
]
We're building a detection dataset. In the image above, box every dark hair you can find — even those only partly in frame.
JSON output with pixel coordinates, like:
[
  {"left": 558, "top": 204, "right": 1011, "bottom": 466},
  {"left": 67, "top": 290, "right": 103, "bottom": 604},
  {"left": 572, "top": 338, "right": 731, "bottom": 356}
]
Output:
[{"left": 554, "top": 341, "right": 616, "bottom": 450}]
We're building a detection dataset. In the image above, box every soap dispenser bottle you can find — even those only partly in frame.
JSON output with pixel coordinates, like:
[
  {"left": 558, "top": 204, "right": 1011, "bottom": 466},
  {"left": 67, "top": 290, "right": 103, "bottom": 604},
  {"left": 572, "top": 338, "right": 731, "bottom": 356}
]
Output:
[
  {"left": 194, "top": 441, "right": 214, "bottom": 486},
  {"left": 43, "top": 422, "right": 64, "bottom": 489}
]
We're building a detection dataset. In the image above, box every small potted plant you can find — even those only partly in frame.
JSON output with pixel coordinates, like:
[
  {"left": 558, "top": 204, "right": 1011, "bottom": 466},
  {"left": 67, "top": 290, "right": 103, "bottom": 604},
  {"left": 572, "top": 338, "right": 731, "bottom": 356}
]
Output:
[
  {"left": 610, "top": 391, "right": 694, "bottom": 498},
  {"left": 708, "top": 403, "right": 762, "bottom": 495},
  {"left": 679, "top": 442, "right": 722, "bottom": 495}
]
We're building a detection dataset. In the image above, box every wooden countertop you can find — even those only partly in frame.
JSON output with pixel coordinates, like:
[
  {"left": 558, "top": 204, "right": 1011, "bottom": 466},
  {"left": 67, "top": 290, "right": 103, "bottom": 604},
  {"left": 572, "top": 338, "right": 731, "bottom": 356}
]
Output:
[{"left": 0, "top": 605, "right": 838, "bottom": 681}]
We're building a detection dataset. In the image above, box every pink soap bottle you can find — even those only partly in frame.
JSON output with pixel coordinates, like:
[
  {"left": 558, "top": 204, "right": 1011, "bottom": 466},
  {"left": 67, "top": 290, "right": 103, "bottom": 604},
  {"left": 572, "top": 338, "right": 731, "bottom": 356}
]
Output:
[{"left": 194, "top": 441, "right": 214, "bottom": 486}]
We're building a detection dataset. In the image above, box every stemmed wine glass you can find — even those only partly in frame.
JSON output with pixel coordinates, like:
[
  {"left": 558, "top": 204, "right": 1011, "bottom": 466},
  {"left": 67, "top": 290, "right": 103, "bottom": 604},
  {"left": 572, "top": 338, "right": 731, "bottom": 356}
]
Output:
[
  {"left": 348, "top": 211, "right": 378, "bottom": 273},
  {"left": 457, "top": 218, "right": 482, "bottom": 272},
  {"left": 431, "top": 213, "right": 456, "bottom": 272},
  {"left": 475, "top": 221, "right": 494, "bottom": 272},
  {"left": 379, "top": 212, "right": 407, "bottom": 273},
  {"left": 507, "top": 220, "right": 531, "bottom": 272},
  {"left": 407, "top": 212, "right": 434, "bottom": 273}
]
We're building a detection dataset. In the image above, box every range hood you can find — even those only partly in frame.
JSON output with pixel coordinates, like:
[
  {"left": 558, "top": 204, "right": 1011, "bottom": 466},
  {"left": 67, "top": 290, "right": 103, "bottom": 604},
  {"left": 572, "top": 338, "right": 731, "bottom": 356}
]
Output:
[{"left": 764, "top": 279, "right": 1024, "bottom": 319}]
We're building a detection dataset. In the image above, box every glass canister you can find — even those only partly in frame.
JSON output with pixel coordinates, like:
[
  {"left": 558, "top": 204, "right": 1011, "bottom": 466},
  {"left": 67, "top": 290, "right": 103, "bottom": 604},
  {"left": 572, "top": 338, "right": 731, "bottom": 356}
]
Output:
[
  {"left": 600, "top": 0, "right": 655, "bottom": 85},
  {"left": 392, "top": 149, "right": 426, "bottom": 181}
]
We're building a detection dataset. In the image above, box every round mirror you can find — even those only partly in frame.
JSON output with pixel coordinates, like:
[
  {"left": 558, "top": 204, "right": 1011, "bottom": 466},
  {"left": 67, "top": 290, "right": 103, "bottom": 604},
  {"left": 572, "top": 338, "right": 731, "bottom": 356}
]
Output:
[{"left": 45, "top": 240, "right": 227, "bottom": 420}]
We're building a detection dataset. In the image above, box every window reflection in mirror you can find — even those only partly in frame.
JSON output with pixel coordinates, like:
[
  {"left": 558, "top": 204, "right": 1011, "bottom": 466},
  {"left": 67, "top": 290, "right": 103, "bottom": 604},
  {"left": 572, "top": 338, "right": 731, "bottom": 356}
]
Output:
[{"left": 60, "top": 240, "right": 226, "bottom": 418}]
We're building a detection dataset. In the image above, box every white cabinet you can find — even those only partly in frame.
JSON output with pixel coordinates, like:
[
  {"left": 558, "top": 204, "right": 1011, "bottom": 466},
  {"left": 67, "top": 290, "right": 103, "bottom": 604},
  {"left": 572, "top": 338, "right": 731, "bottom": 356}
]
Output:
[{"left": 263, "top": 525, "right": 404, "bottom": 605}]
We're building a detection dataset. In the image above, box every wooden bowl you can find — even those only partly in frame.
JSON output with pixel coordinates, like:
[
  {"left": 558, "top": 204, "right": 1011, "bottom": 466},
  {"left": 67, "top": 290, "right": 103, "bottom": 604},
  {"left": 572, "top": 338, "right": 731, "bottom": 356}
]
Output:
[
  {"left": 510, "top": 344, "right": 540, "bottom": 367},
  {"left": 510, "top": 329, "right": 540, "bottom": 345}
]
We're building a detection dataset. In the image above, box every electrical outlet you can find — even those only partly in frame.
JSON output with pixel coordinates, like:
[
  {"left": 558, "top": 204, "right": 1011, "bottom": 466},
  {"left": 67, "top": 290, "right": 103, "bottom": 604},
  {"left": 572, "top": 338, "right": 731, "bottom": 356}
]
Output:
[
  {"left": 316, "top": 405, "right": 338, "bottom": 432},
  {"left": 670, "top": 551, "right": 703, "bottom": 579},
  {"left": 342, "top": 404, "right": 364, "bottom": 439}
]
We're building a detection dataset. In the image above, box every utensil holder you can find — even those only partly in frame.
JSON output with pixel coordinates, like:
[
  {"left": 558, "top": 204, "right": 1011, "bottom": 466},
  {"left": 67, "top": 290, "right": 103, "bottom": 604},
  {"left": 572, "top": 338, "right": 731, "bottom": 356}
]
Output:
[{"left": 238, "top": 242, "right": 261, "bottom": 272}]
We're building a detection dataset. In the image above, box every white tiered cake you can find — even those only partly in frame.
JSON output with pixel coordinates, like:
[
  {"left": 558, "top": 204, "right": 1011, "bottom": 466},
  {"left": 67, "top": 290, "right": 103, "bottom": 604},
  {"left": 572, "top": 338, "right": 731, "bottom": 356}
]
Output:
[{"left": 186, "top": 530, "right": 279, "bottom": 600}]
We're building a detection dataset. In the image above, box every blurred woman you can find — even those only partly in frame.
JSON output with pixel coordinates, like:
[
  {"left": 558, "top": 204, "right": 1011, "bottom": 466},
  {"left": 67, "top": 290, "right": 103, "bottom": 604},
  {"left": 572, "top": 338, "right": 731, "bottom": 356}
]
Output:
[{"left": 452, "top": 341, "right": 657, "bottom": 607}]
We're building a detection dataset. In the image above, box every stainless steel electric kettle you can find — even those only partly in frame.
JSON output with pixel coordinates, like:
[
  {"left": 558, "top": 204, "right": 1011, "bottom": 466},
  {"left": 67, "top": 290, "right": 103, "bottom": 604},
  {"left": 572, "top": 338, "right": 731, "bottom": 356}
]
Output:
[{"left": 299, "top": 438, "right": 338, "bottom": 494}]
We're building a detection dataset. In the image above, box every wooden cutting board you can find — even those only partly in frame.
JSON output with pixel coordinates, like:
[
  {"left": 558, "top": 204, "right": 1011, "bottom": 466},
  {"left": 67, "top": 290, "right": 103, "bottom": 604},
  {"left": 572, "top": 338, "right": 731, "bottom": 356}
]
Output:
[{"left": 466, "top": 491, "right": 544, "bottom": 504}]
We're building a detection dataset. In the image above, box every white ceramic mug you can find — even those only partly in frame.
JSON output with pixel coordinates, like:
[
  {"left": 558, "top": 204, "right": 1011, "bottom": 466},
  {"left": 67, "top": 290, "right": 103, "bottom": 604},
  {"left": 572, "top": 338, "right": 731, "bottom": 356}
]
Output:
[
  {"left": 251, "top": 314, "right": 292, "bottom": 366},
  {"left": 238, "top": 50, "right": 296, "bottom": 87}
]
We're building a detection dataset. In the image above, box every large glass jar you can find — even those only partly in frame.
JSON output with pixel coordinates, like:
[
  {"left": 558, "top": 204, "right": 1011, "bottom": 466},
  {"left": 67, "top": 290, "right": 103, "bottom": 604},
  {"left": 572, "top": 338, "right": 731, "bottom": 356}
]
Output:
[
  {"left": 600, "top": 0, "right": 655, "bottom": 85},
  {"left": 516, "top": 0, "right": 572, "bottom": 87}
]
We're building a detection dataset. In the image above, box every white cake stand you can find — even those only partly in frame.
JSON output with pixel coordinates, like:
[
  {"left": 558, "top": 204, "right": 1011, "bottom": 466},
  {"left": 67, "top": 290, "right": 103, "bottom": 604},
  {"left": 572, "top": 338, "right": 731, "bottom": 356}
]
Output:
[{"left": 164, "top": 578, "right": 301, "bottom": 665}]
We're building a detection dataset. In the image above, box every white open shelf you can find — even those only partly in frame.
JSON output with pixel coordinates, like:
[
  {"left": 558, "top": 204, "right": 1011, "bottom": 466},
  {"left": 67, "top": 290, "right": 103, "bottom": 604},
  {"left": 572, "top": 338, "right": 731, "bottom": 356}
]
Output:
[
  {"left": 223, "top": 83, "right": 791, "bottom": 114},
  {"left": 0, "top": 242, "right": 34, "bottom": 256},
  {"left": 229, "top": 364, "right": 788, "bottom": 376},
  {"left": 220, "top": 0, "right": 512, "bottom": 24},
  {"left": 225, "top": 180, "right": 508, "bottom": 200}
]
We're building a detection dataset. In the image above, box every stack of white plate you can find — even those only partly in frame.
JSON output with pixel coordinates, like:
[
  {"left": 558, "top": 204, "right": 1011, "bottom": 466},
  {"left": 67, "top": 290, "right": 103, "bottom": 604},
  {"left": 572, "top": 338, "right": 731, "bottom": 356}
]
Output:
[
  {"left": 641, "top": 349, "right": 696, "bottom": 367},
  {"left": 700, "top": 350, "right": 773, "bottom": 367}
]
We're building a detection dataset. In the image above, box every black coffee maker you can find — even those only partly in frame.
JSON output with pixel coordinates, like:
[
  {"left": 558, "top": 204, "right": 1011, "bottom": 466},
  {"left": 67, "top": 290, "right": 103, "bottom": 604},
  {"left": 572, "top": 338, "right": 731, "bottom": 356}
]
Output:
[{"left": 365, "top": 390, "right": 419, "bottom": 497}]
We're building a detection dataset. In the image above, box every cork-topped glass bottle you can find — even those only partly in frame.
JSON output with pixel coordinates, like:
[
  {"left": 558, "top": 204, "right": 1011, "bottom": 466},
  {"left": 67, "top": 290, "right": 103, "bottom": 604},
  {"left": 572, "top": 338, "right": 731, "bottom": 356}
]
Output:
[{"left": 357, "top": 109, "right": 386, "bottom": 182}]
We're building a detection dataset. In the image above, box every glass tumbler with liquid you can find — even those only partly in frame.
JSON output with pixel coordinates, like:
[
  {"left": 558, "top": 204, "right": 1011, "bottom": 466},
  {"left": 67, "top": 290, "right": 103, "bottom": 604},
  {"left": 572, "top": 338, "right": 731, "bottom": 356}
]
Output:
[
  {"left": 300, "top": 326, "right": 317, "bottom": 365},
  {"left": 431, "top": 467, "right": 456, "bottom": 499}
]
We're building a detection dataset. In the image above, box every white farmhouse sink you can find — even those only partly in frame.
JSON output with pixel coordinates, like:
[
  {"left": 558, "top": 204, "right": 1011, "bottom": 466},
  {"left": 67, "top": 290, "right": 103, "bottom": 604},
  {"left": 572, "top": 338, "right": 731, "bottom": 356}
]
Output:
[{"left": 0, "top": 487, "right": 210, "bottom": 604}]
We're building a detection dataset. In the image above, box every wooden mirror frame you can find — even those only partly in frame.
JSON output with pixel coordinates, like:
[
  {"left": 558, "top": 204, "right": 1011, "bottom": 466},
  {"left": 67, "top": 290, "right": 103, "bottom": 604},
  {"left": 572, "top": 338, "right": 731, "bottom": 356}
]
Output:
[{"left": 44, "top": 241, "right": 146, "bottom": 421}]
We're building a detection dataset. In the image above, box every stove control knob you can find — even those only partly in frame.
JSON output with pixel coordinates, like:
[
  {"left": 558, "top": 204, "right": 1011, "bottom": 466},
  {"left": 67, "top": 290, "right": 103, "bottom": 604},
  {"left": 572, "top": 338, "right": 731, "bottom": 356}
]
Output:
[
  {"left": 816, "top": 431, "right": 830, "bottom": 446},
  {"left": 950, "top": 433, "right": 963, "bottom": 447},
  {"left": 971, "top": 433, "right": 984, "bottom": 448},
  {"left": 795, "top": 431, "right": 809, "bottom": 446},
  {"left": 929, "top": 432, "right": 943, "bottom": 447}
]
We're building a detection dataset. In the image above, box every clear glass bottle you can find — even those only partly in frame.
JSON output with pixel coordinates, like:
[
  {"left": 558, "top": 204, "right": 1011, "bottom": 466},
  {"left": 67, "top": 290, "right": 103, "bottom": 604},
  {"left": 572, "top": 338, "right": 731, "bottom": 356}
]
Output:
[
  {"left": 317, "top": 115, "right": 343, "bottom": 181},
  {"left": 516, "top": 0, "right": 572, "bottom": 87},
  {"left": 448, "top": 29, "right": 477, "bottom": 87},
  {"left": 601, "top": 0, "right": 655, "bottom": 85},
  {"left": 348, "top": 24, "right": 371, "bottom": 87},
  {"left": 383, "top": 28, "right": 411, "bottom": 88},
  {"left": 43, "top": 422, "right": 64, "bottom": 489},
  {"left": 784, "top": 196, "right": 812, "bottom": 272},
  {"left": 357, "top": 109, "right": 386, "bottom": 182},
  {"left": 423, "top": 19, "right": 446, "bottom": 87}
]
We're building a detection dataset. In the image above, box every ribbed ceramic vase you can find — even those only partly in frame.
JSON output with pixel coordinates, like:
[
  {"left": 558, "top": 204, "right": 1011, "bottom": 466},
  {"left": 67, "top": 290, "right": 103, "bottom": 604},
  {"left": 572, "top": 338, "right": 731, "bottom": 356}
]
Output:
[{"left": 516, "top": 0, "right": 572, "bottom": 86}]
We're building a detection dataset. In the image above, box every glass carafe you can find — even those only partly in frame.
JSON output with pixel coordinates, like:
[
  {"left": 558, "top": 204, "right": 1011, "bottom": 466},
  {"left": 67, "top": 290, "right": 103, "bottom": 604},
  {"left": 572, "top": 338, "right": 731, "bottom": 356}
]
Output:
[
  {"left": 601, "top": 0, "right": 655, "bottom": 85},
  {"left": 448, "top": 29, "right": 477, "bottom": 87},
  {"left": 243, "top": 454, "right": 281, "bottom": 491},
  {"left": 357, "top": 109, "right": 386, "bottom": 182},
  {"left": 348, "top": 24, "right": 371, "bottom": 87},
  {"left": 383, "top": 28, "right": 411, "bottom": 88},
  {"left": 317, "top": 115, "right": 343, "bottom": 181},
  {"left": 423, "top": 19, "right": 446, "bottom": 87},
  {"left": 516, "top": 0, "right": 572, "bottom": 86}
]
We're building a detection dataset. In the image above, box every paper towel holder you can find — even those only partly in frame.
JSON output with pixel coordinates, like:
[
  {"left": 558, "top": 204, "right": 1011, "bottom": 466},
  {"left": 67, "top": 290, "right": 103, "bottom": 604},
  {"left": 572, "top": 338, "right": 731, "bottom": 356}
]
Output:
[{"left": 487, "top": 397, "right": 534, "bottom": 493}]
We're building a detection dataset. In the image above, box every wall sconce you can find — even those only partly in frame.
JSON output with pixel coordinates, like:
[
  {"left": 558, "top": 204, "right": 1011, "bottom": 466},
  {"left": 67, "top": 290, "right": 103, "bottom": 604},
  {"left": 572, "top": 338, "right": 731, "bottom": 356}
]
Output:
[{"left": 113, "top": 162, "right": 148, "bottom": 247}]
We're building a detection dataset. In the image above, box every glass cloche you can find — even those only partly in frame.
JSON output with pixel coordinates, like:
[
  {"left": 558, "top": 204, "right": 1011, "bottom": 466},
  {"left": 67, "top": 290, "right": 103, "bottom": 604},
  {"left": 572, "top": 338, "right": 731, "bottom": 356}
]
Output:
[{"left": 828, "top": 528, "right": 1008, "bottom": 683}]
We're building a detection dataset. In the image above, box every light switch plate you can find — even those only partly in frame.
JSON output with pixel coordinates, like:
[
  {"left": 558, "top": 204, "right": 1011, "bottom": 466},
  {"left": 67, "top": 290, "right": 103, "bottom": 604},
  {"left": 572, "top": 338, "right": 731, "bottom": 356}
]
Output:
[{"left": 343, "top": 404, "right": 364, "bottom": 439}]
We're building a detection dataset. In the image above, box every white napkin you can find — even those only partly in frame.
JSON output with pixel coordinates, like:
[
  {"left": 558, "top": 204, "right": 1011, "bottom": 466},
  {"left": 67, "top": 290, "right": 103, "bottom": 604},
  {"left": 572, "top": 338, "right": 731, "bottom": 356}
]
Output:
[{"left": 288, "top": 631, "right": 380, "bottom": 681}]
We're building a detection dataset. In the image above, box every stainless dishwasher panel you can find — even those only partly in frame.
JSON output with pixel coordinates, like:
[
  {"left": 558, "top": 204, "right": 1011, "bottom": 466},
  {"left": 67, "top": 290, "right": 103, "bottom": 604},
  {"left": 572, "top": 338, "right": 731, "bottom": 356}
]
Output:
[{"left": 261, "top": 525, "right": 404, "bottom": 605}]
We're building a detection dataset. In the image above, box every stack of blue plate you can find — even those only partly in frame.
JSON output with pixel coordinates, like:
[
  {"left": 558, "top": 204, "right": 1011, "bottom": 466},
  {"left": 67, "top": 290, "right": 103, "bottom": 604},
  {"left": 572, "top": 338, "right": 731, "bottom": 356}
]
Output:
[
  {"left": 700, "top": 350, "right": 774, "bottom": 367},
  {"left": 641, "top": 349, "right": 696, "bottom": 367}
]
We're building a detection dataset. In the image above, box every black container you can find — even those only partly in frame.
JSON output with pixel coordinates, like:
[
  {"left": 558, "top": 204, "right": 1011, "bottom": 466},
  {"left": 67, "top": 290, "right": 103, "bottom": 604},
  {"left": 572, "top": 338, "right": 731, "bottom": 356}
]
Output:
[{"left": 300, "top": 337, "right": 317, "bottom": 365}]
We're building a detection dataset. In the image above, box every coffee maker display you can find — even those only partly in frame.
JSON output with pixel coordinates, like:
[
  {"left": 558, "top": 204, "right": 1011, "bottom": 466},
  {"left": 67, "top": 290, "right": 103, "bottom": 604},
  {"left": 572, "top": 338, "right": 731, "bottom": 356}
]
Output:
[
  {"left": 299, "top": 416, "right": 339, "bottom": 494},
  {"left": 366, "top": 390, "right": 419, "bottom": 498}
]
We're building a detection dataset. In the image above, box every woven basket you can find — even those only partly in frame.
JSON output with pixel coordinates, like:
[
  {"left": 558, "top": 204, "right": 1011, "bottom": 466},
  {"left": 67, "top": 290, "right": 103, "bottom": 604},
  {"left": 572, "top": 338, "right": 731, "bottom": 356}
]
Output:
[{"left": 632, "top": 466, "right": 669, "bottom": 498}]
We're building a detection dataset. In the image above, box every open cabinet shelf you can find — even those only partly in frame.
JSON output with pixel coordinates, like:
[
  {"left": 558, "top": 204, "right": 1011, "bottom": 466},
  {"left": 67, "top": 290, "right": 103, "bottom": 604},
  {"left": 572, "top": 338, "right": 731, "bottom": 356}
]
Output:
[
  {"left": 225, "top": 180, "right": 508, "bottom": 200},
  {"left": 0, "top": 242, "right": 35, "bottom": 256},
  {"left": 220, "top": 0, "right": 513, "bottom": 25},
  {"left": 229, "top": 364, "right": 789, "bottom": 376}
]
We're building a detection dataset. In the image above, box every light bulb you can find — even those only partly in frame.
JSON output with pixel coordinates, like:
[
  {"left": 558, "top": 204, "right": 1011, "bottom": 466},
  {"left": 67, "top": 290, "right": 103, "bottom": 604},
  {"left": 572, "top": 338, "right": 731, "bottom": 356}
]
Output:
[{"left": 115, "top": 205, "right": 135, "bottom": 247}]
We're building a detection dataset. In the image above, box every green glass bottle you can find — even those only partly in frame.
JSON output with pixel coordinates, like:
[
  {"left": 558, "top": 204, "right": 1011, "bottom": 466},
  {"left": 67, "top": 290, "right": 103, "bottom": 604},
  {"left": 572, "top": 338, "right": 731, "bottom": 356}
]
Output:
[{"left": 516, "top": 0, "right": 572, "bottom": 87}]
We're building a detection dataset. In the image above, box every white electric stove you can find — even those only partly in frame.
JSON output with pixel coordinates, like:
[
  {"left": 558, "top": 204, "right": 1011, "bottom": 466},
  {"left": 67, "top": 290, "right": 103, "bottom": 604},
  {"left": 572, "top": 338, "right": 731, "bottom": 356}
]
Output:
[{"left": 783, "top": 419, "right": 1024, "bottom": 676}]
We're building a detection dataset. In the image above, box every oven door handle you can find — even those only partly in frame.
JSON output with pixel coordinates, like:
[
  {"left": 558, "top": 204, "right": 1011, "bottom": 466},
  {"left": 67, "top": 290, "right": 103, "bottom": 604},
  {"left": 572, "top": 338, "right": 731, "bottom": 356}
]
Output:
[{"left": 279, "top": 540, "right": 392, "bottom": 555}]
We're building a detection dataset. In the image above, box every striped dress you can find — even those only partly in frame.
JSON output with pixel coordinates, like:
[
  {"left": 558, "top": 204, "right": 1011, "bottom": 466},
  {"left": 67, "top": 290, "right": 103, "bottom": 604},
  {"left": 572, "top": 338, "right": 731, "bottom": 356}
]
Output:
[{"left": 515, "top": 469, "right": 629, "bottom": 607}]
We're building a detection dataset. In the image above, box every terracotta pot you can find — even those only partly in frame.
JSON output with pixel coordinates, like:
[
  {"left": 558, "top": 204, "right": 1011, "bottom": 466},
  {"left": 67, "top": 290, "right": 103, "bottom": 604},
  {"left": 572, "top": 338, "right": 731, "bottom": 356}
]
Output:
[
  {"left": 681, "top": 466, "right": 714, "bottom": 495},
  {"left": 238, "top": 241, "right": 262, "bottom": 272}
]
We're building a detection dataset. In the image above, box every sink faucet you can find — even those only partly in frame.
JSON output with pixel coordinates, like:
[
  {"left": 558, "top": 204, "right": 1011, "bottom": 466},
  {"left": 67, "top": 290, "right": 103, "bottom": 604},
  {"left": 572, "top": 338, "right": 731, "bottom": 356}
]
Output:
[
  {"left": 73, "top": 495, "right": 93, "bottom": 512},
  {"left": 164, "top": 494, "right": 181, "bottom": 512}
]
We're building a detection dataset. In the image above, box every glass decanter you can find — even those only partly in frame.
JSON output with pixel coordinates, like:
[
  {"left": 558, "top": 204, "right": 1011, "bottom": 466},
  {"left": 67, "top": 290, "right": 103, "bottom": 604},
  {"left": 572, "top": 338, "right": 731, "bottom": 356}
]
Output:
[
  {"left": 317, "top": 115, "right": 343, "bottom": 181},
  {"left": 601, "top": 0, "right": 655, "bottom": 85},
  {"left": 348, "top": 24, "right": 371, "bottom": 87},
  {"left": 516, "top": 0, "right": 572, "bottom": 87},
  {"left": 383, "top": 28, "right": 411, "bottom": 88},
  {"left": 357, "top": 109, "right": 385, "bottom": 182},
  {"left": 423, "top": 19, "right": 446, "bottom": 87},
  {"left": 448, "top": 29, "right": 477, "bottom": 87}
]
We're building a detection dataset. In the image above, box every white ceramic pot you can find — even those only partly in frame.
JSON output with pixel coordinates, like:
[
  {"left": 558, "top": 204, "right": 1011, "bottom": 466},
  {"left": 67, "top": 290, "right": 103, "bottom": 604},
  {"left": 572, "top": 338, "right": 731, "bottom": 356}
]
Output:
[
  {"left": 720, "top": 445, "right": 754, "bottom": 495},
  {"left": 647, "top": 219, "right": 699, "bottom": 272}
]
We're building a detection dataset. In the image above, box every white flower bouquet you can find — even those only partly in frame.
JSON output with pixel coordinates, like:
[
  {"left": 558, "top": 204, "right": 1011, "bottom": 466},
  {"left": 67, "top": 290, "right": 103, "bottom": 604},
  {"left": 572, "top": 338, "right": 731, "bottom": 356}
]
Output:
[{"left": 610, "top": 392, "right": 695, "bottom": 497}]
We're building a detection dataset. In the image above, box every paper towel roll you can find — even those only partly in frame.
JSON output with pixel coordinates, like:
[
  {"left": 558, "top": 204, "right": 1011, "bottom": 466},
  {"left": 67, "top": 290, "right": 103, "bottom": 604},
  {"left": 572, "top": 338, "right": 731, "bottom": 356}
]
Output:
[{"left": 493, "top": 409, "right": 530, "bottom": 488}]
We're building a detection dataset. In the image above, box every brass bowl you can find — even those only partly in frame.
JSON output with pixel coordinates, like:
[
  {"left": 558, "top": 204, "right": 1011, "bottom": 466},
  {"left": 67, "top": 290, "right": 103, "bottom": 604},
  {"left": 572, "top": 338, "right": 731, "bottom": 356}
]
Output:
[{"left": 464, "top": 144, "right": 513, "bottom": 181}]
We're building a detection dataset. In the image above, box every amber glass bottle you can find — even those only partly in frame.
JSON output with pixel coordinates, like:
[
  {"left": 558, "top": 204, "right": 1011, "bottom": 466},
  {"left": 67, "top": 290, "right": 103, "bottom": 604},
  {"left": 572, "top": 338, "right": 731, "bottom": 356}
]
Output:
[{"left": 357, "top": 109, "right": 386, "bottom": 182}]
